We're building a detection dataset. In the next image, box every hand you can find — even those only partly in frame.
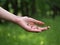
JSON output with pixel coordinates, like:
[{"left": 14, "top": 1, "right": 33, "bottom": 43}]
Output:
[{"left": 16, "top": 16, "right": 50, "bottom": 32}]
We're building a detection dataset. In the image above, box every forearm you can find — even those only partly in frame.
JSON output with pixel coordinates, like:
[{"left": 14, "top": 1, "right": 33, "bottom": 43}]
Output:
[{"left": 0, "top": 7, "right": 18, "bottom": 22}]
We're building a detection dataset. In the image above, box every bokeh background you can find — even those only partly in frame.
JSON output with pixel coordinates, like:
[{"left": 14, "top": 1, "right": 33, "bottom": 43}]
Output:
[{"left": 0, "top": 0, "right": 60, "bottom": 45}]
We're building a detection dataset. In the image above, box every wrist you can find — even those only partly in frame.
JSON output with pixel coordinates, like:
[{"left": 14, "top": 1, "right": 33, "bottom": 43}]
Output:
[{"left": 13, "top": 16, "right": 22, "bottom": 24}]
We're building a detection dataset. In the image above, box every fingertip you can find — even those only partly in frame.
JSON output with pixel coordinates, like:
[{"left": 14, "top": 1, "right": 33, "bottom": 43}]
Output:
[
  {"left": 37, "top": 21, "right": 45, "bottom": 25},
  {"left": 40, "top": 22, "right": 45, "bottom": 25}
]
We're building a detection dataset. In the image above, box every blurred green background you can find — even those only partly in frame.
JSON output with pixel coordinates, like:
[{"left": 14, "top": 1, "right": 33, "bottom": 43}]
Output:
[{"left": 0, "top": 0, "right": 60, "bottom": 45}]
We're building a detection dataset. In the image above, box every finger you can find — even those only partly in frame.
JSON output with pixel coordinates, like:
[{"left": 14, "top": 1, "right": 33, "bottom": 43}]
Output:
[
  {"left": 31, "top": 26, "right": 50, "bottom": 32},
  {"left": 27, "top": 25, "right": 42, "bottom": 32},
  {"left": 26, "top": 23, "right": 48, "bottom": 32},
  {"left": 28, "top": 18, "right": 45, "bottom": 25},
  {"left": 31, "top": 25, "right": 38, "bottom": 29},
  {"left": 24, "top": 24, "right": 40, "bottom": 32},
  {"left": 39, "top": 26, "right": 50, "bottom": 31}
]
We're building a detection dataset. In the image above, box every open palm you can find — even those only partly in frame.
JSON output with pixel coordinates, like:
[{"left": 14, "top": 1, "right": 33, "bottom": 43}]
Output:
[{"left": 16, "top": 16, "right": 50, "bottom": 32}]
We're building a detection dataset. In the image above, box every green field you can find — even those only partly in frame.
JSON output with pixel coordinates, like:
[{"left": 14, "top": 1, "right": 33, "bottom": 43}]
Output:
[{"left": 0, "top": 16, "right": 60, "bottom": 45}]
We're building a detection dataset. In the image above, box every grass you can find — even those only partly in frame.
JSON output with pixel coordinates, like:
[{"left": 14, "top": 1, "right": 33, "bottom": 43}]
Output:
[{"left": 0, "top": 16, "right": 60, "bottom": 45}]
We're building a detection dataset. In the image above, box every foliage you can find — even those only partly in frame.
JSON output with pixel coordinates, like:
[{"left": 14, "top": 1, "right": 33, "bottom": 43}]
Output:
[
  {"left": 0, "top": 16, "right": 60, "bottom": 45},
  {"left": 0, "top": 0, "right": 60, "bottom": 45}
]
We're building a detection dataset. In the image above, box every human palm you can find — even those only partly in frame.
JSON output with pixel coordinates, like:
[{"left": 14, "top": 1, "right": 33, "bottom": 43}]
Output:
[{"left": 16, "top": 16, "right": 50, "bottom": 32}]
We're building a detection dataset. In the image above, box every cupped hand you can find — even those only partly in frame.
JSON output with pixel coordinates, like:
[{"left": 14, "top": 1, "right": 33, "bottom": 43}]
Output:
[{"left": 16, "top": 16, "right": 50, "bottom": 32}]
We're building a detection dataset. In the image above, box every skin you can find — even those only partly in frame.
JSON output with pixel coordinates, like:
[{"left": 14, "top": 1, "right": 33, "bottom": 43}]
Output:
[{"left": 0, "top": 7, "right": 50, "bottom": 32}]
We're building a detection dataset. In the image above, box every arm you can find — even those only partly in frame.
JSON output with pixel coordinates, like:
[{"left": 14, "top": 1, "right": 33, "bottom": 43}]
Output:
[
  {"left": 0, "top": 7, "right": 50, "bottom": 32},
  {"left": 0, "top": 7, "right": 18, "bottom": 22}
]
